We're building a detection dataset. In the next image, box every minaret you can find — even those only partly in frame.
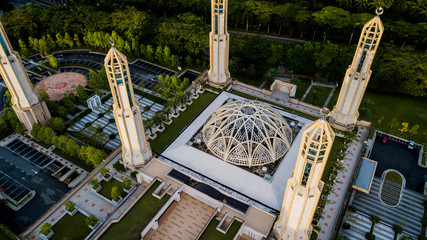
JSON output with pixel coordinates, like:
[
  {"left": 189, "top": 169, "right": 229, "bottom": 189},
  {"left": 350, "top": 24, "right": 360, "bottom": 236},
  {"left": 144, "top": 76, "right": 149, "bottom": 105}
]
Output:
[
  {"left": 0, "top": 22, "right": 51, "bottom": 133},
  {"left": 104, "top": 40, "right": 152, "bottom": 170},
  {"left": 329, "top": 8, "right": 384, "bottom": 130},
  {"left": 274, "top": 108, "right": 335, "bottom": 240},
  {"left": 208, "top": 0, "right": 230, "bottom": 86}
]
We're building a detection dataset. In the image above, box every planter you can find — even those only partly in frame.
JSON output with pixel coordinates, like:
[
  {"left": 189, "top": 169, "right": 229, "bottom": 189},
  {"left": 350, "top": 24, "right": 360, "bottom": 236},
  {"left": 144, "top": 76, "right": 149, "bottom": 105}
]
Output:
[
  {"left": 186, "top": 100, "right": 193, "bottom": 105},
  {"left": 112, "top": 196, "right": 123, "bottom": 206},
  {"left": 67, "top": 208, "right": 78, "bottom": 216},
  {"left": 148, "top": 134, "right": 157, "bottom": 140},
  {"left": 157, "top": 126, "right": 165, "bottom": 133},
  {"left": 199, "top": 88, "right": 205, "bottom": 93},
  {"left": 123, "top": 187, "right": 131, "bottom": 193},
  {"left": 40, "top": 231, "right": 54, "bottom": 239},
  {"left": 91, "top": 185, "right": 102, "bottom": 193},
  {"left": 192, "top": 94, "right": 199, "bottom": 99},
  {"left": 88, "top": 221, "right": 100, "bottom": 230},
  {"left": 179, "top": 106, "right": 186, "bottom": 112},
  {"left": 165, "top": 119, "right": 172, "bottom": 125},
  {"left": 103, "top": 173, "right": 113, "bottom": 182},
  {"left": 172, "top": 112, "right": 180, "bottom": 118}
]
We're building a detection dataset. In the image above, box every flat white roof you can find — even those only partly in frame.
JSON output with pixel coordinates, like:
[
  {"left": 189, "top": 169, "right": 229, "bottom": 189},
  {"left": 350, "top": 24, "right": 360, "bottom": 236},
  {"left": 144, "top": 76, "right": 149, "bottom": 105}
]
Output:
[{"left": 161, "top": 91, "right": 313, "bottom": 210}]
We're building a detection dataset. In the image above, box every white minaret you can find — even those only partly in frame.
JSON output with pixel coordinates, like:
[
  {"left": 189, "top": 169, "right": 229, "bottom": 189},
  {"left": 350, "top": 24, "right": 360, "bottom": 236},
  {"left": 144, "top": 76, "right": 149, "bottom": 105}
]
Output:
[
  {"left": 275, "top": 109, "right": 335, "bottom": 240},
  {"left": 329, "top": 9, "right": 384, "bottom": 130},
  {"left": 208, "top": 0, "right": 230, "bottom": 86},
  {"left": 104, "top": 40, "right": 152, "bottom": 170},
  {"left": 0, "top": 21, "right": 51, "bottom": 133}
]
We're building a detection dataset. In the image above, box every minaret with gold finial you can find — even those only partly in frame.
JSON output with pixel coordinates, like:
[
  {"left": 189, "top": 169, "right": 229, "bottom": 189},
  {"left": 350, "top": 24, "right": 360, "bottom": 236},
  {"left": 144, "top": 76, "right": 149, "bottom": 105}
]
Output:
[
  {"left": 104, "top": 39, "right": 152, "bottom": 170},
  {"left": 329, "top": 8, "right": 384, "bottom": 130},
  {"left": 0, "top": 21, "right": 51, "bottom": 133},
  {"left": 274, "top": 108, "right": 335, "bottom": 240},
  {"left": 208, "top": 0, "right": 231, "bottom": 86}
]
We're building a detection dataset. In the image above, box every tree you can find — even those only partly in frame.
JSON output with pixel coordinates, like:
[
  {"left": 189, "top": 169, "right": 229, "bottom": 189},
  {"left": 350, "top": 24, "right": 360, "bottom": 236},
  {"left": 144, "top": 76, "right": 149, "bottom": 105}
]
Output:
[
  {"left": 49, "top": 117, "right": 65, "bottom": 132},
  {"left": 74, "top": 34, "right": 81, "bottom": 47},
  {"left": 64, "top": 33, "right": 74, "bottom": 48},
  {"left": 100, "top": 166, "right": 109, "bottom": 177},
  {"left": 152, "top": 111, "right": 168, "bottom": 130},
  {"left": 88, "top": 178, "right": 99, "bottom": 189},
  {"left": 389, "top": 118, "right": 400, "bottom": 129},
  {"left": 86, "top": 214, "right": 99, "bottom": 227},
  {"left": 47, "top": 56, "right": 58, "bottom": 69},
  {"left": 3, "top": 108, "right": 25, "bottom": 134},
  {"left": 122, "top": 177, "right": 131, "bottom": 190},
  {"left": 312, "top": 6, "right": 351, "bottom": 40},
  {"left": 263, "top": 68, "right": 278, "bottom": 86},
  {"left": 143, "top": 119, "right": 155, "bottom": 136},
  {"left": 76, "top": 85, "right": 88, "bottom": 104},
  {"left": 163, "top": 46, "right": 171, "bottom": 65},
  {"left": 409, "top": 124, "right": 420, "bottom": 136},
  {"left": 64, "top": 201, "right": 76, "bottom": 212},
  {"left": 365, "top": 232, "right": 376, "bottom": 240},
  {"left": 146, "top": 45, "right": 154, "bottom": 61},
  {"left": 39, "top": 223, "right": 52, "bottom": 236},
  {"left": 0, "top": 117, "right": 7, "bottom": 134},
  {"left": 185, "top": 55, "right": 193, "bottom": 67},
  {"left": 392, "top": 225, "right": 403, "bottom": 240},
  {"left": 370, "top": 215, "right": 380, "bottom": 234},
  {"left": 170, "top": 55, "right": 180, "bottom": 67},
  {"left": 167, "top": 96, "right": 180, "bottom": 115},
  {"left": 155, "top": 45, "right": 164, "bottom": 63},
  {"left": 111, "top": 186, "right": 120, "bottom": 201},
  {"left": 18, "top": 39, "right": 29, "bottom": 58}
]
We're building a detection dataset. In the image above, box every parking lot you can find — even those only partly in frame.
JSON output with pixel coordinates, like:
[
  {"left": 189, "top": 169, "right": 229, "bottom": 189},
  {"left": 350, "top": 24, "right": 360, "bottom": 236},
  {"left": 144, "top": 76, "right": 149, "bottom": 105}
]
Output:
[{"left": 5, "top": 139, "right": 53, "bottom": 168}]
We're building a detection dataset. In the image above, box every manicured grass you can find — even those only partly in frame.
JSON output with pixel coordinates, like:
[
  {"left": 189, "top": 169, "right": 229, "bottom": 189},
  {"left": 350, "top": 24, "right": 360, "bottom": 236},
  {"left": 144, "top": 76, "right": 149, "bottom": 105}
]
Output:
[
  {"left": 327, "top": 86, "right": 340, "bottom": 109},
  {"left": 149, "top": 92, "right": 217, "bottom": 153},
  {"left": 363, "top": 90, "right": 427, "bottom": 144},
  {"left": 304, "top": 86, "right": 332, "bottom": 107},
  {"left": 100, "top": 181, "right": 171, "bottom": 240},
  {"left": 234, "top": 72, "right": 264, "bottom": 88},
  {"left": 98, "top": 178, "right": 126, "bottom": 200},
  {"left": 199, "top": 219, "right": 242, "bottom": 240},
  {"left": 384, "top": 171, "right": 403, "bottom": 185},
  {"left": 294, "top": 78, "right": 312, "bottom": 100},
  {"left": 321, "top": 137, "right": 345, "bottom": 182},
  {"left": 51, "top": 212, "right": 92, "bottom": 240},
  {"left": 230, "top": 90, "right": 317, "bottom": 120}
]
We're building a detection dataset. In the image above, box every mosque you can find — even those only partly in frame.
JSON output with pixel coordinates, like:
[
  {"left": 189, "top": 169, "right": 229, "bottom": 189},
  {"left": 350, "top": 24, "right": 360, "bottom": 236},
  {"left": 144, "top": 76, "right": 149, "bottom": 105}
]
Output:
[{"left": 0, "top": 0, "right": 384, "bottom": 238}]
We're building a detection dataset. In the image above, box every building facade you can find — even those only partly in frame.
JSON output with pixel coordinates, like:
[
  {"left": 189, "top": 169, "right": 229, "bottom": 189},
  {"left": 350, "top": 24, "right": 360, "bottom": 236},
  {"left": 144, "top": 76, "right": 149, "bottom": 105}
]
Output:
[
  {"left": 329, "top": 11, "right": 384, "bottom": 130},
  {"left": 208, "top": 0, "right": 231, "bottom": 86},
  {"left": 0, "top": 22, "right": 51, "bottom": 133},
  {"left": 275, "top": 109, "right": 335, "bottom": 240},
  {"left": 104, "top": 44, "right": 152, "bottom": 170}
]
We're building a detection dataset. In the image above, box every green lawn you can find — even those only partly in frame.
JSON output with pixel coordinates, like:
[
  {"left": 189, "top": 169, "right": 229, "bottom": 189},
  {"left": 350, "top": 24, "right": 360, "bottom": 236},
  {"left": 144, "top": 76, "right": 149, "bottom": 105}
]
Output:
[
  {"left": 100, "top": 181, "right": 171, "bottom": 240},
  {"left": 230, "top": 90, "right": 317, "bottom": 120},
  {"left": 321, "top": 137, "right": 345, "bottom": 182},
  {"left": 234, "top": 72, "right": 264, "bottom": 88},
  {"left": 384, "top": 171, "right": 403, "bottom": 185},
  {"left": 294, "top": 78, "right": 312, "bottom": 100},
  {"left": 304, "top": 86, "right": 333, "bottom": 107},
  {"left": 149, "top": 92, "right": 217, "bottom": 153},
  {"left": 327, "top": 86, "right": 340, "bottom": 109},
  {"left": 98, "top": 178, "right": 126, "bottom": 200},
  {"left": 363, "top": 90, "right": 427, "bottom": 144},
  {"left": 199, "top": 219, "right": 242, "bottom": 240},
  {"left": 51, "top": 212, "right": 92, "bottom": 240}
]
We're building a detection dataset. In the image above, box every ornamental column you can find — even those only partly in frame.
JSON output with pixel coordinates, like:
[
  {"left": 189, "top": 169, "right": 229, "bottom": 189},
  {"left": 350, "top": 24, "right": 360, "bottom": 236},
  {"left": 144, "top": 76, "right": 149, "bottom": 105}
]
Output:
[
  {"left": 274, "top": 108, "right": 335, "bottom": 240},
  {"left": 329, "top": 9, "right": 384, "bottom": 130},
  {"left": 208, "top": 0, "right": 231, "bottom": 86},
  {"left": 0, "top": 21, "right": 51, "bottom": 133},
  {"left": 104, "top": 41, "right": 152, "bottom": 170}
]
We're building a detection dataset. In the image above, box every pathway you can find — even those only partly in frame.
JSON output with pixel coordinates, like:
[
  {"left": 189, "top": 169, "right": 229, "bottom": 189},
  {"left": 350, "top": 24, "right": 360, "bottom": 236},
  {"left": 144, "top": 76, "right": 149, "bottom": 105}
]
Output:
[
  {"left": 300, "top": 84, "right": 313, "bottom": 102},
  {"left": 231, "top": 85, "right": 321, "bottom": 118},
  {"left": 323, "top": 88, "right": 336, "bottom": 108},
  {"left": 317, "top": 126, "right": 369, "bottom": 240}
]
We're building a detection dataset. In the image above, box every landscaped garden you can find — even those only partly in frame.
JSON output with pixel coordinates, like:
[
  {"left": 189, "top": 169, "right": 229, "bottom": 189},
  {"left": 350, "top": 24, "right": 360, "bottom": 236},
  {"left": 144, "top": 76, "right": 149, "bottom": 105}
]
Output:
[
  {"left": 149, "top": 91, "right": 217, "bottom": 153},
  {"left": 304, "top": 85, "right": 333, "bottom": 107},
  {"left": 50, "top": 212, "right": 92, "bottom": 240},
  {"left": 199, "top": 219, "right": 242, "bottom": 240},
  {"left": 98, "top": 178, "right": 127, "bottom": 201},
  {"left": 293, "top": 78, "right": 311, "bottom": 100},
  {"left": 100, "top": 181, "right": 171, "bottom": 240},
  {"left": 380, "top": 170, "right": 404, "bottom": 207}
]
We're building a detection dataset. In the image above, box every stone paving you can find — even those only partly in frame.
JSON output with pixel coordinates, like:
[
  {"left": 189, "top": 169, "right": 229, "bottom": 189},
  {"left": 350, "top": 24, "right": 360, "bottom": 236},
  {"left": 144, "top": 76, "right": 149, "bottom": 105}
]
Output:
[
  {"left": 25, "top": 154, "right": 140, "bottom": 240},
  {"left": 317, "top": 126, "right": 369, "bottom": 240},
  {"left": 34, "top": 72, "right": 87, "bottom": 101},
  {"left": 147, "top": 193, "right": 215, "bottom": 240},
  {"left": 231, "top": 85, "right": 321, "bottom": 118}
]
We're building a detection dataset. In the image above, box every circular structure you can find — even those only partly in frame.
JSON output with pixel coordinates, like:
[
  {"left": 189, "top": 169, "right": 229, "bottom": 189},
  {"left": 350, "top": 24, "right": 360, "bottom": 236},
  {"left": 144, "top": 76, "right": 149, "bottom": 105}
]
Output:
[
  {"left": 35, "top": 72, "right": 87, "bottom": 101},
  {"left": 202, "top": 100, "right": 293, "bottom": 167}
]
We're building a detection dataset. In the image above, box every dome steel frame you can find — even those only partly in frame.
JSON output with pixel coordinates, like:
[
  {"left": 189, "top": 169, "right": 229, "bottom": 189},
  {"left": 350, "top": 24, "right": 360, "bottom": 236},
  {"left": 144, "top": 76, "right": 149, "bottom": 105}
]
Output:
[{"left": 202, "top": 100, "right": 293, "bottom": 167}]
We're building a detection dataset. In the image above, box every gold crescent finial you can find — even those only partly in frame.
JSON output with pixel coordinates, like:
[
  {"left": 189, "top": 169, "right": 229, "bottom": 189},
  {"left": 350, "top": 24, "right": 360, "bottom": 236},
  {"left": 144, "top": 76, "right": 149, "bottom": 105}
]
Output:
[
  {"left": 109, "top": 37, "right": 115, "bottom": 48},
  {"left": 376, "top": 7, "right": 384, "bottom": 16},
  {"left": 320, "top": 108, "right": 330, "bottom": 121}
]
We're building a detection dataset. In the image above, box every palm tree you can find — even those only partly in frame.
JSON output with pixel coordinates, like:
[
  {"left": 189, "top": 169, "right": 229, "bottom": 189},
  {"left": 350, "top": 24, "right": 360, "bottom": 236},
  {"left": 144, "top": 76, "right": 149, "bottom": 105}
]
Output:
[
  {"left": 167, "top": 96, "right": 180, "bottom": 116},
  {"left": 184, "top": 91, "right": 192, "bottom": 104},
  {"left": 370, "top": 215, "right": 380, "bottom": 234},
  {"left": 152, "top": 111, "right": 168, "bottom": 131},
  {"left": 392, "top": 225, "right": 403, "bottom": 240},
  {"left": 175, "top": 91, "right": 187, "bottom": 110},
  {"left": 162, "top": 108, "right": 172, "bottom": 124},
  {"left": 143, "top": 119, "right": 155, "bottom": 137}
]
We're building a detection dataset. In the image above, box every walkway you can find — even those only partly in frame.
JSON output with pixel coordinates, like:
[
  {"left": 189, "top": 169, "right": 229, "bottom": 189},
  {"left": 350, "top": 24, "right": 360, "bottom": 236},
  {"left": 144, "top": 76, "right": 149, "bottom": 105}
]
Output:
[
  {"left": 146, "top": 193, "right": 215, "bottom": 240},
  {"left": 317, "top": 126, "right": 369, "bottom": 240},
  {"left": 231, "top": 85, "right": 321, "bottom": 118},
  {"left": 323, "top": 88, "right": 336, "bottom": 108}
]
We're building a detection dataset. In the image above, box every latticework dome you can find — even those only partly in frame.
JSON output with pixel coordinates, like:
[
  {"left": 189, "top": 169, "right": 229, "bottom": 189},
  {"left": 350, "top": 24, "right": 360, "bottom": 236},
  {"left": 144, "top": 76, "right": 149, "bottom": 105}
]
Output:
[{"left": 202, "top": 100, "right": 293, "bottom": 167}]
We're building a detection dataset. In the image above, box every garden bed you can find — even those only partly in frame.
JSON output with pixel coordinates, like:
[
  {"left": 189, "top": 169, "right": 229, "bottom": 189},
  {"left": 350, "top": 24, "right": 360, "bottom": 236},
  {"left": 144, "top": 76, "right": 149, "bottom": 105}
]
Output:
[
  {"left": 98, "top": 178, "right": 127, "bottom": 200},
  {"left": 199, "top": 218, "right": 242, "bottom": 240},
  {"left": 51, "top": 212, "right": 92, "bottom": 240}
]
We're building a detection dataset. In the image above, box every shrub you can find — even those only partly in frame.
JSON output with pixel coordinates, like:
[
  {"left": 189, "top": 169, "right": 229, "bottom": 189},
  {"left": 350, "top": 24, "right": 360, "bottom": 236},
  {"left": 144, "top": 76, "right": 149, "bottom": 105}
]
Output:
[
  {"left": 365, "top": 233, "right": 375, "bottom": 240},
  {"left": 349, "top": 206, "right": 358, "bottom": 212},
  {"left": 64, "top": 201, "right": 76, "bottom": 212},
  {"left": 100, "top": 167, "right": 109, "bottom": 177},
  {"left": 111, "top": 186, "right": 120, "bottom": 201},
  {"left": 113, "top": 161, "right": 126, "bottom": 172},
  {"left": 343, "top": 222, "right": 351, "bottom": 229},
  {"left": 88, "top": 178, "right": 99, "bottom": 189},
  {"left": 130, "top": 171, "right": 137, "bottom": 180},
  {"left": 86, "top": 214, "right": 98, "bottom": 227},
  {"left": 122, "top": 177, "right": 132, "bottom": 190},
  {"left": 40, "top": 223, "right": 52, "bottom": 235}
]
